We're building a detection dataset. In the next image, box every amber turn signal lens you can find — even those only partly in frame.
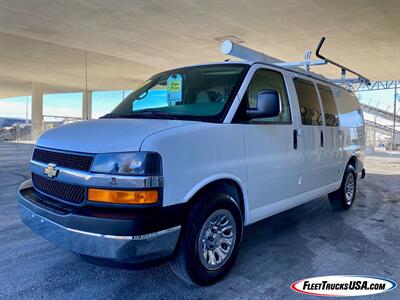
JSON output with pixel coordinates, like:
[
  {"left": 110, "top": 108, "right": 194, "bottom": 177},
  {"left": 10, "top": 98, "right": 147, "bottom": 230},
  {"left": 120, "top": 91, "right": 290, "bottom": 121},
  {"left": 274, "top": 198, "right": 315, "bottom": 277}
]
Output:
[{"left": 88, "top": 188, "right": 158, "bottom": 205}]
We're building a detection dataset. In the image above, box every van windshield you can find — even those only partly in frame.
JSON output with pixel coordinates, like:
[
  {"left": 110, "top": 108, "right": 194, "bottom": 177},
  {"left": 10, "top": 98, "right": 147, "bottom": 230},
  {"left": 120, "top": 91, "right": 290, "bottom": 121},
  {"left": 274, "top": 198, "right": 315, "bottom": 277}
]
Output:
[{"left": 103, "top": 64, "right": 248, "bottom": 122}]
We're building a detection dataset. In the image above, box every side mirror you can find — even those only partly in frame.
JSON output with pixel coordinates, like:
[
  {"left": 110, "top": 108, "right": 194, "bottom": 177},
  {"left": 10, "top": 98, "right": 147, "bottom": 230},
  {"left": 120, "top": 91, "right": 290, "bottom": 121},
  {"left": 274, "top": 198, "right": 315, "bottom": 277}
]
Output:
[{"left": 247, "top": 89, "right": 280, "bottom": 118}]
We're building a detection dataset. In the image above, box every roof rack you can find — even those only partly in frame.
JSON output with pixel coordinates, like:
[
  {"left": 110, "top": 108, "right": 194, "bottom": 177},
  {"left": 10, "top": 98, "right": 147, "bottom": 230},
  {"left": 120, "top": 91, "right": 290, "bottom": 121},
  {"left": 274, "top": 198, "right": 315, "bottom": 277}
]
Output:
[
  {"left": 315, "top": 37, "right": 370, "bottom": 86},
  {"left": 220, "top": 37, "right": 370, "bottom": 88}
]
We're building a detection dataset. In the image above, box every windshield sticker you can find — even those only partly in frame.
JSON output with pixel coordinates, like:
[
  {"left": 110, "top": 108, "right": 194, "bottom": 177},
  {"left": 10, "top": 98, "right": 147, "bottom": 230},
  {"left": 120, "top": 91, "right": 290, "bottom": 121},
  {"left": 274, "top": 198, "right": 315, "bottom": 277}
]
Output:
[{"left": 167, "top": 74, "right": 182, "bottom": 106}]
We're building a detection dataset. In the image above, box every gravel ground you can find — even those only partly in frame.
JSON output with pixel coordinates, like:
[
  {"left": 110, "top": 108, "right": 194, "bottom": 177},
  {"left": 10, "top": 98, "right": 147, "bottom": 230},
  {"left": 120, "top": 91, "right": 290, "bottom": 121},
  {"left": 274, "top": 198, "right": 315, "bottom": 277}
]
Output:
[{"left": 0, "top": 141, "right": 399, "bottom": 300}]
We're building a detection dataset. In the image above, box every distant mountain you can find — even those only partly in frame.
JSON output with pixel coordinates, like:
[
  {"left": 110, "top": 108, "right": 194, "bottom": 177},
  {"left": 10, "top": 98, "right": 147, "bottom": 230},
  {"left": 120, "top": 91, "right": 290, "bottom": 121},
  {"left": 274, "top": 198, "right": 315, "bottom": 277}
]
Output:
[{"left": 0, "top": 117, "right": 30, "bottom": 128}]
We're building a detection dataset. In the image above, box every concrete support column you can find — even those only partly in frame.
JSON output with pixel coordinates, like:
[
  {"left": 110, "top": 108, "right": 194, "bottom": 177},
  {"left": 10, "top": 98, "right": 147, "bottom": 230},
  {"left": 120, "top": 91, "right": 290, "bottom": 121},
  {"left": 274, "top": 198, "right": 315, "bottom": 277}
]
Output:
[
  {"left": 82, "top": 90, "right": 92, "bottom": 120},
  {"left": 31, "top": 82, "right": 43, "bottom": 140}
]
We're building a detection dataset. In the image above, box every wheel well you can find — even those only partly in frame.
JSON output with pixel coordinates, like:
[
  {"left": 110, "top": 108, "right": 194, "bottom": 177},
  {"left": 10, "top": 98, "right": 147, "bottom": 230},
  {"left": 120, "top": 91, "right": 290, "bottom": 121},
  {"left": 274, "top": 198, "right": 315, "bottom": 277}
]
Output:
[
  {"left": 187, "top": 179, "right": 245, "bottom": 221},
  {"left": 348, "top": 156, "right": 357, "bottom": 169}
]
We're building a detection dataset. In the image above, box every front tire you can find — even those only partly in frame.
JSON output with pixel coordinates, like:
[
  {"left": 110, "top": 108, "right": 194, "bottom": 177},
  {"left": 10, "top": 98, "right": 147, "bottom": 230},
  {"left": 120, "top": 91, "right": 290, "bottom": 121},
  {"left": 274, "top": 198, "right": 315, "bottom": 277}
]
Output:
[
  {"left": 329, "top": 164, "right": 357, "bottom": 210},
  {"left": 169, "top": 192, "right": 243, "bottom": 285}
]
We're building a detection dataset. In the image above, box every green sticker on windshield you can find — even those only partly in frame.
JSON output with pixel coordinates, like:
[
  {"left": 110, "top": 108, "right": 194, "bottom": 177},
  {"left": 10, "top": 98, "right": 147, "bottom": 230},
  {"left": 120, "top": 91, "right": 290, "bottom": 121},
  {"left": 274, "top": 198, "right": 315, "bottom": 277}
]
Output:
[{"left": 167, "top": 74, "right": 182, "bottom": 106}]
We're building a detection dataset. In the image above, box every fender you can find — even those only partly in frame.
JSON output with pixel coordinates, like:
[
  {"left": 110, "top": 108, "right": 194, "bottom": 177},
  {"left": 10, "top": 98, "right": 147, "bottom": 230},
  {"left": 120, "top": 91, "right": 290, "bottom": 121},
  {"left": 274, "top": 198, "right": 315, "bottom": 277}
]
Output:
[
  {"left": 338, "top": 154, "right": 359, "bottom": 184},
  {"left": 182, "top": 173, "right": 250, "bottom": 225}
]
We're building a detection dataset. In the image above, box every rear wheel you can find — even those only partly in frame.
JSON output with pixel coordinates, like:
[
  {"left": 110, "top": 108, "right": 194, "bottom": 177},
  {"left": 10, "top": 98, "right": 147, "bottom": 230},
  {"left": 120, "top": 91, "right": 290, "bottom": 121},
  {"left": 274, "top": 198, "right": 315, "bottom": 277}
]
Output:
[
  {"left": 169, "top": 192, "right": 243, "bottom": 285},
  {"left": 329, "top": 164, "right": 357, "bottom": 210}
]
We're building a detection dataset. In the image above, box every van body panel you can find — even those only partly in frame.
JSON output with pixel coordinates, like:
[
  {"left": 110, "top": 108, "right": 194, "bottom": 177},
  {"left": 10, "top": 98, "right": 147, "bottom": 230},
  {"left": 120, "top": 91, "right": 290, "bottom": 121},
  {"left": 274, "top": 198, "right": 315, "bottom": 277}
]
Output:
[
  {"left": 290, "top": 75, "right": 331, "bottom": 193},
  {"left": 332, "top": 86, "right": 366, "bottom": 173},
  {"left": 140, "top": 122, "right": 248, "bottom": 219},
  {"left": 249, "top": 181, "right": 340, "bottom": 223},
  {"left": 231, "top": 65, "right": 304, "bottom": 222},
  {"left": 36, "top": 118, "right": 195, "bottom": 153},
  {"left": 314, "top": 81, "right": 343, "bottom": 185}
]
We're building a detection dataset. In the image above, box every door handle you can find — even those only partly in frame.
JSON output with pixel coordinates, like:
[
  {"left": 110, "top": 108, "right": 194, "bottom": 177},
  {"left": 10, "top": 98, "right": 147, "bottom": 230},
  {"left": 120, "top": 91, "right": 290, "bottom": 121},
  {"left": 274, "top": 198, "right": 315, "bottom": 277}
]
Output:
[
  {"left": 320, "top": 130, "right": 324, "bottom": 147},
  {"left": 293, "top": 129, "right": 298, "bottom": 150}
]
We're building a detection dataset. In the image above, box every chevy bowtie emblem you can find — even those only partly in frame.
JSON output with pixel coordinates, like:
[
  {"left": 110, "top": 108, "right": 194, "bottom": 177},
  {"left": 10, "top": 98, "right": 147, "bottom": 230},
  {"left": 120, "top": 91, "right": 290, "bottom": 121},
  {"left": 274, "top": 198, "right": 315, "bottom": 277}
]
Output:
[{"left": 44, "top": 163, "right": 59, "bottom": 179}]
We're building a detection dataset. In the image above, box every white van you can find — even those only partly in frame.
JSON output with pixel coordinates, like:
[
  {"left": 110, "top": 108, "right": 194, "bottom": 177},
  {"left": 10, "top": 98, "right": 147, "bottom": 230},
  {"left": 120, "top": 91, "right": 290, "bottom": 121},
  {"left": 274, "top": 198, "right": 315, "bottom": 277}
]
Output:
[{"left": 18, "top": 45, "right": 365, "bottom": 285}]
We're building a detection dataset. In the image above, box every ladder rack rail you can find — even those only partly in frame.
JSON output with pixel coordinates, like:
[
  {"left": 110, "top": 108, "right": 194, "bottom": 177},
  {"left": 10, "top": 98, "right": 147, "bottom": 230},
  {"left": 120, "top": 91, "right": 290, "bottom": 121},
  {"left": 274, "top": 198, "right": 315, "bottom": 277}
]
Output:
[
  {"left": 221, "top": 37, "right": 371, "bottom": 88},
  {"left": 315, "top": 37, "right": 370, "bottom": 85}
]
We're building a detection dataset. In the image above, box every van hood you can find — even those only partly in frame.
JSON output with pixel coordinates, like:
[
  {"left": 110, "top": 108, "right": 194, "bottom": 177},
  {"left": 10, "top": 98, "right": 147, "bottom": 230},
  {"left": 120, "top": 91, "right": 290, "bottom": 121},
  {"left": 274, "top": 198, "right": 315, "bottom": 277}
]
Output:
[{"left": 36, "top": 119, "right": 196, "bottom": 153}]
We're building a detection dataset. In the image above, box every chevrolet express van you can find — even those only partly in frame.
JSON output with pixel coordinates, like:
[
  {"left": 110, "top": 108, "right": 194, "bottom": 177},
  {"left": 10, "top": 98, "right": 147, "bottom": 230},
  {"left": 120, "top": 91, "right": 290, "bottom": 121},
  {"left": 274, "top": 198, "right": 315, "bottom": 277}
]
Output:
[{"left": 18, "top": 60, "right": 365, "bottom": 285}]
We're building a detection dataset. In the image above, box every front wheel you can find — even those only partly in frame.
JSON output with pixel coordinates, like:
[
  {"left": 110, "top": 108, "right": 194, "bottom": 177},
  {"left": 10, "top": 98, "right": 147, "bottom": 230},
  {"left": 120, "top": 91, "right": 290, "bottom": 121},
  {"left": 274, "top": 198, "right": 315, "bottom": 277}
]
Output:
[
  {"left": 169, "top": 192, "right": 243, "bottom": 285},
  {"left": 329, "top": 164, "right": 357, "bottom": 210}
]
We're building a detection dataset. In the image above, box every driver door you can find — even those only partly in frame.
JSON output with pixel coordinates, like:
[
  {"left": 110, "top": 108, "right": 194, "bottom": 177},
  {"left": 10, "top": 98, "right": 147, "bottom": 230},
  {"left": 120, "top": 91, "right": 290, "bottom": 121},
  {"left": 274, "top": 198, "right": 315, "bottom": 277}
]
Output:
[{"left": 238, "top": 66, "right": 304, "bottom": 222}]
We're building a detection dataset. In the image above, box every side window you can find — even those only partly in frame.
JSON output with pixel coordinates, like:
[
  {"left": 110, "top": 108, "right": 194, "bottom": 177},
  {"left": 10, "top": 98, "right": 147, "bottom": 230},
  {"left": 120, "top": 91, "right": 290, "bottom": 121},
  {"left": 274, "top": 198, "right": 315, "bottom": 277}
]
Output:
[
  {"left": 317, "top": 84, "right": 339, "bottom": 126},
  {"left": 335, "top": 89, "right": 364, "bottom": 127},
  {"left": 246, "top": 69, "right": 291, "bottom": 123},
  {"left": 293, "top": 78, "right": 322, "bottom": 126}
]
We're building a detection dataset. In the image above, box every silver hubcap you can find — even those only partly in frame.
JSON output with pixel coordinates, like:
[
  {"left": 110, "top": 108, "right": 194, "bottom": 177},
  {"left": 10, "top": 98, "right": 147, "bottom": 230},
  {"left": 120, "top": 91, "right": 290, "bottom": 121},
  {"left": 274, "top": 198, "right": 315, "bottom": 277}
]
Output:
[
  {"left": 198, "top": 209, "right": 236, "bottom": 270},
  {"left": 345, "top": 173, "right": 355, "bottom": 204}
]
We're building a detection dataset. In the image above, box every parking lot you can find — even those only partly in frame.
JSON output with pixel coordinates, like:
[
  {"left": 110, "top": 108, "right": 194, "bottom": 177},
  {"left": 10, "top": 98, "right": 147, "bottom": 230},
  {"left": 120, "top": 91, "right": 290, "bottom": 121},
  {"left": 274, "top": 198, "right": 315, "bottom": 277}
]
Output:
[{"left": 0, "top": 141, "right": 399, "bottom": 299}]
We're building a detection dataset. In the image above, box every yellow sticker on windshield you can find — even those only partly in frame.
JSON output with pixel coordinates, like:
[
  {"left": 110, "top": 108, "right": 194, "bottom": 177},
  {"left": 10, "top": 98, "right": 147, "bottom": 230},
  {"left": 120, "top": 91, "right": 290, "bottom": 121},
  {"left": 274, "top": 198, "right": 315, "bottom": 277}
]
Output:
[
  {"left": 169, "top": 81, "right": 181, "bottom": 92},
  {"left": 167, "top": 74, "right": 182, "bottom": 105}
]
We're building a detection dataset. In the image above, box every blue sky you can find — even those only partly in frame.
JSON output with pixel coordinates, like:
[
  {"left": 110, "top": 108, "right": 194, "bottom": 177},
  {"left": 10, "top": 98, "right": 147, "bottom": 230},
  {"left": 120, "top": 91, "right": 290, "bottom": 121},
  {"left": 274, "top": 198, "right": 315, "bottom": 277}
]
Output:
[
  {"left": 0, "top": 89, "right": 397, "bottom": 122},
  {"left": 0, "top": 90, "right": 132, "bottom": 120}
]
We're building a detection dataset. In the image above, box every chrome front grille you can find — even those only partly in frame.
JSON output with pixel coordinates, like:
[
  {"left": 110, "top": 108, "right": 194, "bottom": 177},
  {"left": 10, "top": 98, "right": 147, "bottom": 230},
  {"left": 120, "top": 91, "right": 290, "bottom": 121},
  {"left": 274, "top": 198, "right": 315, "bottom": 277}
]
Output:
[
  {"left": 32, "top": 173, "right": 85, "bottom": 204},
  {"left": 32, "top": 148, "right": 94, "bottom": 172}
]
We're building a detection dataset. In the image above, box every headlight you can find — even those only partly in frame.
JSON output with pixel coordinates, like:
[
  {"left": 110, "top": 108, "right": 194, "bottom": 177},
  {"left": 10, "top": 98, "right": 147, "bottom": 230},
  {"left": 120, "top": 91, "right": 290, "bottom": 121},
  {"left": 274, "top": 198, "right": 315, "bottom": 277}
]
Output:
[{"left": 91, "top": 152, "right": 162, "bottom": 175}]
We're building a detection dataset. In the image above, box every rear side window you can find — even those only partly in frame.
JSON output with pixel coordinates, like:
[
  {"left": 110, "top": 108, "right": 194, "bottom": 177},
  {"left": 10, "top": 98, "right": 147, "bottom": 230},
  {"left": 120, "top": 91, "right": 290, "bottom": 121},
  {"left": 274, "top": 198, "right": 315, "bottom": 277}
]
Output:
[
  {"left": 317, "top": 84, "right": 339, "bottom": 126},
  {"left": 293, "top": 78, "right": 322, "bottom": 126},
  {"left": 335, "top": 89, "right": 364, "bottom": 127}
]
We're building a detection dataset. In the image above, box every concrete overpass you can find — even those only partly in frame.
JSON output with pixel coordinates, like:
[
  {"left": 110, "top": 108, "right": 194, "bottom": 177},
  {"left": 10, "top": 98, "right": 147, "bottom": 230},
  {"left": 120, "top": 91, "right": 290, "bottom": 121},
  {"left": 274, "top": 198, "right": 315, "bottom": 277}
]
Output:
[{"left": 0, "top": 0, "right": 399, "bottom": 139}]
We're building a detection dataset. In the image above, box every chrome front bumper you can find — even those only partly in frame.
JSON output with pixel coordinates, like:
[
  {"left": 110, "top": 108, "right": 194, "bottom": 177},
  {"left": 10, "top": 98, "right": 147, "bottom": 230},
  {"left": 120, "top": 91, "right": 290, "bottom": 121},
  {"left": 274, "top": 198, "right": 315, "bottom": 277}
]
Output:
[
  {"left": 19, "top": 184, "right": 181, "bottom": 263},
  {"left": 20, "top": 204, "right": 180, "bottom": 262}
]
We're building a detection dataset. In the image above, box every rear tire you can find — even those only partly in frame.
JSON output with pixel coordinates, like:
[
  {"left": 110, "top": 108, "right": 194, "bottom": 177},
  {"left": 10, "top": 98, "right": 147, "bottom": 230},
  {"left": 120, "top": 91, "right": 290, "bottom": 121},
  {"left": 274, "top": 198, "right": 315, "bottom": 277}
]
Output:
[
  {"left": 329, "top": 164, "right": 357, "bottom": 210},
  {"left": 169, "top": 191, "right": 243, "bottom": 286}
]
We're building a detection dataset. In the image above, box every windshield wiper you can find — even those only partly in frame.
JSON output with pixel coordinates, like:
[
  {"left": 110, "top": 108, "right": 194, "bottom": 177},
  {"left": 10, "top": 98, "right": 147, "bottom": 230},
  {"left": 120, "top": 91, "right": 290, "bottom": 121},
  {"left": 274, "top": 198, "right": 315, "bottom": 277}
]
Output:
[
  {"left": 127, "top": 110, "right": 178, "bottom": 120},
  {"left": 101, "top": 111, "right": 178, "bottom": 120},
  {"left": 100, "top": 113, "right": 123, "bottom": 119}
]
